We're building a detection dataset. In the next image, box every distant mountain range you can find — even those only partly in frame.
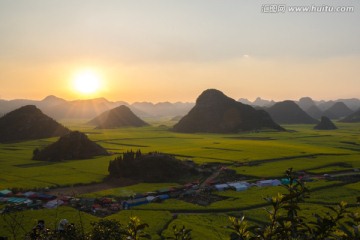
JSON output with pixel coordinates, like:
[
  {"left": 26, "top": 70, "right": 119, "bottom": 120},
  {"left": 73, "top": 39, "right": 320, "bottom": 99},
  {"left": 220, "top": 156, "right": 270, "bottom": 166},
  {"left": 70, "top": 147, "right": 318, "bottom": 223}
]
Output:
[
  {"left": 1, "top": 95, "right": 359, "bottom": 121},
  {"left": 240, "top": 96, "right": 360, "bottom": 121},
  {"left": 0, "top": 95, "right": 194, "bottom": 120},
  {"left": 239, "top": 96, "right": 360, "bottom": 111},
  {"left": 239, "top": 97, "right": 275, "bottom": 107}
]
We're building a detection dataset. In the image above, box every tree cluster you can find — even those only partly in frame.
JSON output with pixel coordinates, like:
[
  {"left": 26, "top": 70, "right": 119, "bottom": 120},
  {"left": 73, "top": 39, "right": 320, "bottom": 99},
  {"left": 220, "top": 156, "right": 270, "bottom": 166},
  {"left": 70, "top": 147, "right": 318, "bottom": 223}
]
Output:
[{"left": 108, "top": 150, "right": 199, "bottom": 182}]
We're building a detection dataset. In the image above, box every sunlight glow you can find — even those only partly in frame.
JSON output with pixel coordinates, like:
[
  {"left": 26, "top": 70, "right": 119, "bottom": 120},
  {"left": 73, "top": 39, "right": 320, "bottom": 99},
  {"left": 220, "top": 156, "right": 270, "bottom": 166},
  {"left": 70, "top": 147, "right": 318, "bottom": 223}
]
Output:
[{"left": 73, "top": 70, "right": 101, "bottom": 94}]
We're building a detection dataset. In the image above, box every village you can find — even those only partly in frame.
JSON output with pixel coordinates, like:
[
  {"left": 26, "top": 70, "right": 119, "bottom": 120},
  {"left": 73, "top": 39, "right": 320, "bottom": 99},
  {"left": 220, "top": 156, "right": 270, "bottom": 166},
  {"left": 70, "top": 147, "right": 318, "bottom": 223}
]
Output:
[{"left": 0, "top": 168, "right": 338, "bottom": 218}]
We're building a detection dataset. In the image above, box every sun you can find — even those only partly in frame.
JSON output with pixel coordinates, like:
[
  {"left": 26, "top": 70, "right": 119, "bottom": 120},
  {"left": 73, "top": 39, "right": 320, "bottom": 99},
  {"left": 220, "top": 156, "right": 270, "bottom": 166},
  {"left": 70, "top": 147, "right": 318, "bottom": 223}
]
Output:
[{"left": 73, "top": 70, "right": 101, "bottom": 94}]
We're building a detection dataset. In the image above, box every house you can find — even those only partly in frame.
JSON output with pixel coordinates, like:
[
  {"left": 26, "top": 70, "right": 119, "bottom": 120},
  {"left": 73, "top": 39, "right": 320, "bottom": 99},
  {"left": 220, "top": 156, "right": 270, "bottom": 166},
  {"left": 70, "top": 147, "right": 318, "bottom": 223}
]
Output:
[
  {"left": 0, "top": 189, "right": 12, "bottom": 197},
  {"left": 214, "top": 184, "right": 229, "bottom": 191},
  {"left": 228, "top": 182, "right": 248, "bottom": 191},
  {"left": 44, "top": 199, "right": 64, "bottom": 209},
  {"left": 36, "top": 193, "right": 57, "bottom": 201},
  {"left": 156, "top": 194, "right": 170, "bottom": 201},
  {"left": 257, "top": 179, "right": 281, "bottom": 187},
  {"left": 122, "top": 197, "right": 148, "bottom": 210},
  {"left": 146, "top": 196, "right": 156, "bottom": 202},
  {"left": 6, "top": 197, "right": 28, "bottom": 204},
  {"left": 23, "top": 191, "right": 36, "bottom": 198}
]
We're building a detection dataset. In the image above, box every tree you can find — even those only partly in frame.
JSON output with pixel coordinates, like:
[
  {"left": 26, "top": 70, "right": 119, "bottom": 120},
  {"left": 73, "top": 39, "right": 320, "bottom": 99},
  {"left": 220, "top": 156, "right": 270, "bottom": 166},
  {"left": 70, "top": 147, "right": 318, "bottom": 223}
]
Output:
[
  {"left": 1, "top": 211, "right": 27, "bottom": 240},
  {"left": 89, "top": 219, "right": 123, "bottom": 240},
  {"left": 166, "top": 225, "right": 192, "bottom": 240},
  {"left": 121, "top": 216, "right": 150, "bottom": 240},
  {"left": 228, "top": 168, "right": 360, "bottom": 240}
]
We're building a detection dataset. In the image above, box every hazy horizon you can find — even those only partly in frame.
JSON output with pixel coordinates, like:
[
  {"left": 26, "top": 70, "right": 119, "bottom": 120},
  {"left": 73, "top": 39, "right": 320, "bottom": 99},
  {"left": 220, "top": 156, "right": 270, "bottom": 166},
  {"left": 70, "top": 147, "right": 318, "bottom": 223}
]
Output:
[
  {"left": 1, "top": 0, "right": 359, "bottom": 102},
  {"left": 1, "top": 91, "right": 359, "bottom": 104}
]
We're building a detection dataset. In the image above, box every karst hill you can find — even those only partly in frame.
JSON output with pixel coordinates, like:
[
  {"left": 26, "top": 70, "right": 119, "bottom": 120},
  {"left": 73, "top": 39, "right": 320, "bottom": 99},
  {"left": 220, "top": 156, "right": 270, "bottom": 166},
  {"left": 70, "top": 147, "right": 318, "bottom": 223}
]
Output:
[
  {"left": 265, "top": 101, "right": 318, "bottom": 124},
  {"left": 173, "top": 89, "right": 283, "bottom": 133},
  {"left": 340, "top": 108, "right": 360, "bottom": 123},
  {"left": 33, "top": 131, "right": 109, "bottom": 161},
  {"left": 88, "top": 105, "right": 149, "bottom": 129},
  {"left": 314, "top": 116, "right": 338, "bottom": 130},
  {"left": 0, "top": 105, "right": 70, "bottom": 143}
]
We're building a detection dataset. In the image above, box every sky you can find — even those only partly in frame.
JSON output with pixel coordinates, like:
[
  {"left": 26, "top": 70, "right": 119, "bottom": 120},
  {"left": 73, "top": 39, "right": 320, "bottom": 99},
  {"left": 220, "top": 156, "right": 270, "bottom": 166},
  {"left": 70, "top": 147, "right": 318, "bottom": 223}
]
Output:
[{"left": 0, "top": 0, "right": 359, "bottom": 103}]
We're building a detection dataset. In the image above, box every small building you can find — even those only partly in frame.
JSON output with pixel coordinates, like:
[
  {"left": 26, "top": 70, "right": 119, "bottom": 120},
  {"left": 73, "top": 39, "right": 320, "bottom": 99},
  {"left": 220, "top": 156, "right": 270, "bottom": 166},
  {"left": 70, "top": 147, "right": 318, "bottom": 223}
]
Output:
[
  {"left": 7, "top": 197, "right": 27, "bottom": 204},
  {"left": 122, "top": 197, "right": 148, "bottom": 210},
  {"left": 214, "top": 184, "right": 230, "bottom": 191},
  {"left": 157, "top": 194, "right": 170, "bottom": 200},
  {"left": 0, "top": 189, "right": 12, "bottom": 197},
  {"left": 257, "top": 179, "right": 281, "bottom": 187},
  {"left": 228, "top": 183, "right": 248, "bottom": 191},
  {"left": 23, "top": 191, "right": 36, "bottom": 198},
  {"left": 44, "top": 199, "right": 64, "bottom": 209},
  {"left": 146, "top": 196, "right": 156, "bottom": 202},
  {"left": 36, "top": 193, "right": 57, "bottom": 201}
]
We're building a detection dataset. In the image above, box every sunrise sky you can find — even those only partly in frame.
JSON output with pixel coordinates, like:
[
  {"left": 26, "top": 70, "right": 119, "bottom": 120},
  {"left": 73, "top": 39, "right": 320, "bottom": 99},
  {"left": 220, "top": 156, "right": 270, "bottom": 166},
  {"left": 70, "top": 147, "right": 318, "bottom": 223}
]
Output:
[{"left": 0, "top": 0, "right": 359, "bottom": 103}]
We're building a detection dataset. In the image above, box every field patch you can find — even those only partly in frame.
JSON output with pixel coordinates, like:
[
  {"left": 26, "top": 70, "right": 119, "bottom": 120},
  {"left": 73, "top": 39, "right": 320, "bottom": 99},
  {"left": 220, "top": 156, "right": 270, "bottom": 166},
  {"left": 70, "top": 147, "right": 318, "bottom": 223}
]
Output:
[
  {"left": 224, "top": 136, "right": 275, "bottom": 140},
  {"left": 202, "top": 146, "right": 243, "bottom": 152},
  {"left": 14, "top": 161, "right": 58, "bottom": 168},
  {"left": 1, "top": 147, "right": 21, "bottom": 151},
  {"left": 97, "top": 141, "right": 149, "bottom": 147}
]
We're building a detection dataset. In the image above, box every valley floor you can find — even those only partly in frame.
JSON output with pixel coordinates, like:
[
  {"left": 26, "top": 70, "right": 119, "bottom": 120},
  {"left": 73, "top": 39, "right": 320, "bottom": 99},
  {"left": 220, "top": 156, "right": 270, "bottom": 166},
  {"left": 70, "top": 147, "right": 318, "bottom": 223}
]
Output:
[{"left": 0, "top": 121, "right": 359, "bottom": 238}]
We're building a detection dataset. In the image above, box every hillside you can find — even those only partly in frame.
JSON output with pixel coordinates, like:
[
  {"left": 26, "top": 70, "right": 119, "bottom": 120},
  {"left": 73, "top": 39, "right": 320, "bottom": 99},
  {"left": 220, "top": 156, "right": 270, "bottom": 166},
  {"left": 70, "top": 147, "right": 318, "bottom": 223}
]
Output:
[
  {"left": 314, "top": 116, "right": 337, "bottom": 130},
  {"left": 265, "top": 101, "right": 318, "bottom": 124},
  {"left": 0, "top": 105, "right": 70, "bottom": 143},
  {"left": 88, "top": 105, "right": 149, "bottom": 129},
  {"left": 323, "top": 102, "right": 353, "bottom": 119},
  {"left": 0, "top": 96, "right": 194, "bottom": 119},
  {"left": 339, "top": 108, "right": 360, "bottom": 123},
  {"left": 33, "top": 131, "right": 109, "bottom": 161},
  {"left": 173, "top": 89, "right": 283, "bottom": 133},
  {"left": 305, "top": 105, "right": 323, "bottom": 120},
  {"left": 298, "top": 97, "right": 316, "bottom": 111}
]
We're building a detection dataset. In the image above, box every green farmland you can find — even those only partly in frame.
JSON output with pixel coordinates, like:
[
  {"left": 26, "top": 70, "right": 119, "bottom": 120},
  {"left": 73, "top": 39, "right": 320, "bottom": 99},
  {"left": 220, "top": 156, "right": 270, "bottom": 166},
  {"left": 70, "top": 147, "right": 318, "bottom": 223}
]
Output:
[{"left": 0, "top": 121, "right": 359, "bottom": 238}]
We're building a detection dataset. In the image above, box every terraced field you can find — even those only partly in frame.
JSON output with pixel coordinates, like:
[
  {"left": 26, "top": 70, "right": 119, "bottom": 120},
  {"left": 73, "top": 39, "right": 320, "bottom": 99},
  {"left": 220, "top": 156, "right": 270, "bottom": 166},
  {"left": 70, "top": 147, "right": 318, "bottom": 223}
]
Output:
[{"left": 0, "top": 120, "right": 359, "bottom": 238}]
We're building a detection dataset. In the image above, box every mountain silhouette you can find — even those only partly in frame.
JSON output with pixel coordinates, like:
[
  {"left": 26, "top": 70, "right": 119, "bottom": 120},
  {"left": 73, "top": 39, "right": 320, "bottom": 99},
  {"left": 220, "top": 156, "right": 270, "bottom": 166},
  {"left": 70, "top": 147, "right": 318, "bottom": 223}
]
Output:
[
  {"left": 238, "top": 98, "right": 253, "bottom": 105},
  {"left": 0, "top": 105, "right": 70, "bottom": 143},
  {"left": 314, "top": 116, "right": 337, "bottom": 130},
  {"left": 1, "top": 95, "right": 358, "bottom": 120},
  {"left": 253, "top": 97, "right": 275, "bottom": 107},
  {"left": 265, "top": 101, "right": 318, "bottom": 124},
  {"left": 339, "top": 108, "right": 360, "bottom": 123},
  {"left": 306, "top": 105, "right": 323, "bottom": 120},
  {"left": 171, "top": 115, "right": 183, "bottom": 121},
  {"left": 173, "top": 89, "right": 283, "bottom": 133},
  {"left": 33, "top": 131, "right": 109, "bottom": 161},
  {"left": 298, "top": 97, "right": 316, "bottom": 111},
  {"left": 323, "top": 102, "right": 353, "bottom": 119},
  {"left": 88, "top": 105, "right": 149, "bottom": 129}
]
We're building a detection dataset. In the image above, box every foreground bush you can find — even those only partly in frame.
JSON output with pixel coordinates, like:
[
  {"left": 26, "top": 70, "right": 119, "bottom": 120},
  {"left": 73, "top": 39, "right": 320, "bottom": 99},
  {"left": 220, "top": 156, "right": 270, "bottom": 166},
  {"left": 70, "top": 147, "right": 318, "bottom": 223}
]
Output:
[{"left": 228, "top": 168, "right": 360, "bottom": 240}]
